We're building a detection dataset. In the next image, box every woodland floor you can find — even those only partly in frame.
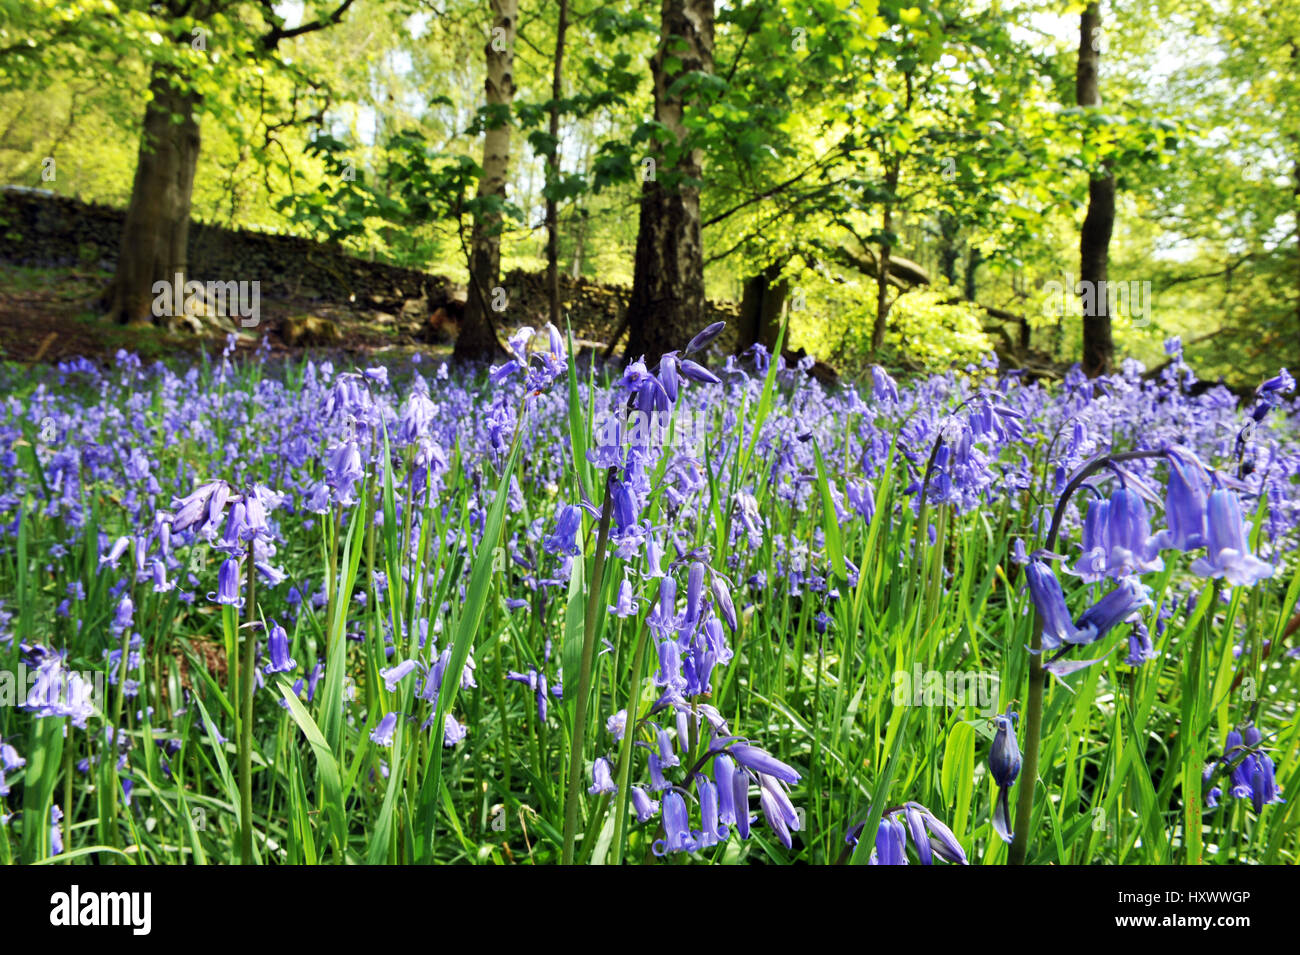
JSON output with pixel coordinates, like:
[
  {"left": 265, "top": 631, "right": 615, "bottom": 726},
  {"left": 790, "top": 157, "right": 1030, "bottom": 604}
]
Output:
[{"left": 0, "top": 262, "right": 453, "bottom": 366}]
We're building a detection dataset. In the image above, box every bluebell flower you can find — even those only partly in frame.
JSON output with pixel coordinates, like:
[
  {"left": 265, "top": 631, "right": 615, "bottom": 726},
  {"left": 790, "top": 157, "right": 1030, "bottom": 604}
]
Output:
[
  {"left": 606, "top": 709, "right": 627, "bottom": 741},
  {"left": 1155, "top": 448, "right": 1210, "bottom": 552},
  {"left": 727, "top": 742, "right": 801, "bottom": 785},
  {"left": 1190, "top": 489, "right": 1273, "bottom": 586},
  {"left": 1125, "top": 616, "right": 1158, "bottom": 666},
  {"left": 370, "top": 712, "right": 398, "bottom": 746},
  {"left": 264, "top": 622, "right": 297, "bottom": 674},
  {"left": 870, "top": 365, "right": 899, "bottom": 403},
  {"left": 873, "top": 815, "right": 908, "bottom": 865},
  {"left": 379, "top": 658, "right": 416, "bottom": 689},
  {"left": 710, "top": 574, "right": 737, "bottom": 632},
  {"left": 989, "top": 706, "right": 1021, "bottom": 844},
  {"left": 543, "top": 504, "right": 582, "bottom": 556},
  {"left": 50, "top": 805, "right": 63, "bottom": 856},
  {"left": 608, "top": 579, "right": 639, "bottom": 618},
  {"left": 631, "top": 786, "right": 660, "bottom": 823},
  {"left": 696, "top": 775, "right": 729, "bottom": 846},
  {"left": 653, "top": 790, "right": 698, "bottom": 856},
  {"left": 1025, "top": 559, "right": 1086, "bottom": 651},
  {"left": 588, "top": 756, "right": 617, "bottom": 795},
  {"left": 211, "top": 557, "right": 241, "bottom": 606},
  {"left": 758, "top": 774, "right": 800, "bottom": 849},
  {"left": 678, "top": 358, "right": 720, "bottom": 386},
  {"left": 1075, "top": 577, "right": 1151, "bottom": 645},
  {"left": 684, "top": 321, "right": 726, "bottom": 354},
  {"left": 442, "top": 714, "right": 468, "bottom": 747}
]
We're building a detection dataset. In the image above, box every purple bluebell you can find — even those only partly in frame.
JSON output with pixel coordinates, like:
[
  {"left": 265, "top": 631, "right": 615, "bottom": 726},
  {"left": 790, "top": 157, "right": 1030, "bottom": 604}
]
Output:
[
  {"left": 873, "top": 815, "right": 908, "bottom": 865},
  {"left": 652, "top": 790, "right": 698, "bottom": 856},
  {"left": 631, "top": 786, "right": 659, "bottom": 823},
  {"left": 989, "top": 706, "right": 1021, "bottom": 844},
  {"left": 1155, "top": 448, "right": 1210, "bottom": 552},
  {"left": 1075, "top": 577, "right": 1151, "bottom": 645},
  {"left": 1025, "top": 559, "right": 1086, "bottom": 651},
  {"left": 211, "top": 557, "right": 241, "bottom": 606},
  {"left": 264, "top": 622, "right": 296, "bottom": 674},
  {"left": 727, "top": 742, "right": 801, "bottom": 785},
  {"left": 588, "top": 756, "right": 617, "bottom": 795},
  {"left": 370, "top": 712, "right": 398, "bottom": 746},
  {"left": 684, "top": 321, "right": 726, "bottom": 354},
  {"left": 379, "top": 658, "right": 416, "bottom": 690},
  {"left": 1190, "top": 489, "right": 1274, "bottom": 586}
]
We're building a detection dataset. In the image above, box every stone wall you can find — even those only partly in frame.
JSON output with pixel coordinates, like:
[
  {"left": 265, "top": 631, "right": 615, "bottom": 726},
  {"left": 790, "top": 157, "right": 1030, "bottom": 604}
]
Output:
[{"left": 0, "top": 189, "right": 740, "bottom": 349}]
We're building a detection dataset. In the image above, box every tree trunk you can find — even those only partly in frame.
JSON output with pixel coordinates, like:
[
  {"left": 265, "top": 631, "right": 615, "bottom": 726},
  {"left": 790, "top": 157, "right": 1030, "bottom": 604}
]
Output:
[
  {"left": 736, "top": 261, "right": 788, "bottom": 352},
  {"left": 869, "top": 164, "right": 899, "bottom": 354},
  {"left": 625, "top": 0, "right": 715, "bottom": 361},
  {"left": 545, "top": 0, "right": 569, "bottom": 329},
  {"left": 937, "top": 211, "right": 960, "bottom": 286},
  {"left": 455, "top": 0, "right": 518, "bottom": 362},
  {"left": 965, "top": 245, "right": 981, "bottom": 302},
  {"left": 1293, "top": 154, "right": 1299, "bottom": 356},
  {"left": 570, "top": 208, "right": 587, "bottom": 279},
  {"left": 1078, "top": 2, "right": 1116, "bottom": 377},
  {"left": 104, "top": 64, "right": 201, "bottom": 326}
]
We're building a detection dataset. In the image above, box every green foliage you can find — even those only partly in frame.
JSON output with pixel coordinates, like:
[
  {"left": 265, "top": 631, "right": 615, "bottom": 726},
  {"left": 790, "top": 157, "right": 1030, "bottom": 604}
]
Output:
[{"left": 0, "top": 0, "right": 1294, "bottom": 375}]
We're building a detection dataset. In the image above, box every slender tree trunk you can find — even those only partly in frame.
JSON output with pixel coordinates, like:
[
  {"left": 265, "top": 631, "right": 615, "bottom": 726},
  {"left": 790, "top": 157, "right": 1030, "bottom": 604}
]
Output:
[
  {"left": 937, "top": 211, "right": 960, "bottom": 286},
  {"left": 545, "top": 0, "right": 569, "bottom": 329},
  {"left": 1292, "top": 154, "right": 1299, "bottom": 357},
  {"left": 626, "top": 0, "right": 715, "bottom": 361},
  {"left": 570, "top": 208, "right": 587, "bottom": 279},
  {"left": 456, "top": 0, "right": 518, "bottom": 362},
  {"left": 964, "top": 245, "right": 980, "bottom": 302},
  {"left": 737, "top": 261, "right": 788, "bottom": 353},
  {"left": 104, "top": 64, "right": 201, "bottom": 326},
  {"left": 1078, "top": 2, "right": 1116, "bottom": 377},
  {"left": 870, "top": 164, "right": 899, "bottom": 354}
]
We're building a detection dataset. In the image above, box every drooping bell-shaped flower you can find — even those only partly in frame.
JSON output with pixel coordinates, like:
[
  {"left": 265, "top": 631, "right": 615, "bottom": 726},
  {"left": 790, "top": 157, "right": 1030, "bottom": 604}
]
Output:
[
  {"left": 1025, "top": 559, "right": 1086, "bottom": 651},
  {"left": 211, "top": 557, "right": 241, "bottom": 606},
  {"left": 758, "top": 774, "right": 800, "bottom": 850},
  {"left": 727, "top": 742, "right": 801, "bottom": 785},
  {"left": 370, "top": 712, "right": 398, "bottom": 746},
  {"left": 264, "top": 623, "right": 297, "bottom": 674},
  {"left": 378, "top": 658, "right": 416, "bottom": 689},
  {"left": 684, "top": 321, "right": 726, "bottom": 355},
  {"left": 678, "top": 358, "right": 720, "bottom": 386},
  {"left": 1074, "top": 577, "right": 1151, "bottom": 646},
  {"left": 543, "top": 504, "right": 582, "bottom": 556},
  {"left": 1101, "top": 487, "right": 1164, "bottom": 578},
  {"left": 631, "top": 786, "right": 659, "bottom": 823},
  {"left": 653, "top": 790, "right": 698, "bottom": 856},
  {"left": 909, "top": 802, "right": 968, "bottom": 864},
  {"left": 873, "top": 815, "right": 908, "bottom": 865},
  {"left": 869, "top": 365, "right": 899, "bottom": 404},
  {"left": 1190, "top": 489, "right": 1274, "bottom": 587},
  {"left": 989, "top": 707, "right": 1021, "bottom": 844},
  {"left": 588, "top": 756, "right": 617, "bottom": 795},
  {"left": 1155, "top": 448, "right": 1210, "bottom": 552},
  {"left": 710, "top": 574, "right": 737, "bottom": 633},
  {"left": 696, "top": 775, "right": 729, "bottom": 847}
]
